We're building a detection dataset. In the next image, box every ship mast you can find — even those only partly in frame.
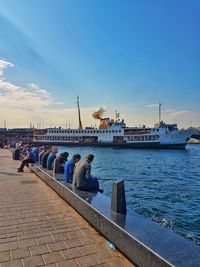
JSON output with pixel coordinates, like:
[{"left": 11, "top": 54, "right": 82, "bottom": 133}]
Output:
[
  {"left": 158, "top": 102, "right": 161, "bottom": 126},
  {"left": 76, "top": 96, "right": 83, "bottom": 129}
]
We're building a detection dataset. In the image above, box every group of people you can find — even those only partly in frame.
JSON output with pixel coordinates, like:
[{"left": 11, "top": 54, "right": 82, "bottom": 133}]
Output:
[{"left": 17, "top": 144, "right": 103, "bottom": 193}]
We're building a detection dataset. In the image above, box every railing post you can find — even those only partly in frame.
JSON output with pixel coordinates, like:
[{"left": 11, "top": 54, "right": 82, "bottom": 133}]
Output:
[{"left": 111, "top": 180, "right": 127, "bottom": 214}]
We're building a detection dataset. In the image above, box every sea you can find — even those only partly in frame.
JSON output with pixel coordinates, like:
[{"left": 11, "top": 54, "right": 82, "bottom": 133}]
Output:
[{"left": 58, "top": 144, "right": 200, "bottom": 246}]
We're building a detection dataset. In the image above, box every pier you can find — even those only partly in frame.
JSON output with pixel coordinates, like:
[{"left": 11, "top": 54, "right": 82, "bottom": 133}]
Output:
[{"left": 0, "top": 149, "right": 133, "bottom": 267}]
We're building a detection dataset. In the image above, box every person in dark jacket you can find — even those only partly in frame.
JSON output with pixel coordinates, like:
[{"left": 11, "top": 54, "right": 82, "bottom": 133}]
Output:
[
  {"left": 53, "top": 152, "right": 69, "bottom": 173},
  {"left": 41, "top": 146, "right": 52, "bottom": 168}
]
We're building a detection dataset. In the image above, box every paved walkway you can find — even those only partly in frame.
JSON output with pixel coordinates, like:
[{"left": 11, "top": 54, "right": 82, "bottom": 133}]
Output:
[{"left": 0, "top": 149, "right": 134, "bottom": 267}]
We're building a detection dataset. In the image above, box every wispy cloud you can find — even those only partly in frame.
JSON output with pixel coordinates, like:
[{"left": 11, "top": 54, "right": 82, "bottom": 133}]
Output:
[
  {"left": 0, "top": 58, "right": 14, "bottom": 78},
  {"left": 0, "top": 59, "right": 98, "bottom": 128},
  {"left": 146, "top": 103, "right": 159, "bottom": 108},
  {"left": 170, "top": 110, "right": 189, "bottom": 117},
  {"left": 0, "top": 59, "right": 53, "bottom": 110}
]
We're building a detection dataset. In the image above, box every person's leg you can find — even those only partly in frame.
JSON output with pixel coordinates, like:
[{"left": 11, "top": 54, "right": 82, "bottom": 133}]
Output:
[
  {"left": 77, "top": 177, "right": 103, "bottom": 193},
  {"left": 17, "top": 159, "right": 30, "bottom": 171}
]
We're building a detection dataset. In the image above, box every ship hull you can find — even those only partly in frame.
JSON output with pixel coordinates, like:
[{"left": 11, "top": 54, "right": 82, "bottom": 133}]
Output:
[{"left": 33, "top": 141, "right": 186, "bottom": 149}]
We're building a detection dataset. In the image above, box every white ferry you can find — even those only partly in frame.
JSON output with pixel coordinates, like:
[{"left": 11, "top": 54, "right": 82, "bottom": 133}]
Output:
[{"left": 33, "top": 99, "right": 194, "bottom": 149}]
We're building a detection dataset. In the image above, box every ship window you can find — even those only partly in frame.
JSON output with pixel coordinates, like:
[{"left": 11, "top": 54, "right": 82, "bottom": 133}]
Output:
[
  {"left": 119, "top": 130, "right": 121, "bottom": 133},
  {"left": 106, "top": 130, "right": 108, "bottom": 133},
  {"left": 112, "top": 130, "right": 114, "bottom": 133},
  {"left": 109, "top": 131, "right": 111, "bottom": 133}
]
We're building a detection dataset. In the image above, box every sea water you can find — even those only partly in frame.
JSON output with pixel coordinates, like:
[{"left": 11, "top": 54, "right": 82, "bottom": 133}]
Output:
[{"left": 58, "top": 144, "right": 200, "bottom": 245}]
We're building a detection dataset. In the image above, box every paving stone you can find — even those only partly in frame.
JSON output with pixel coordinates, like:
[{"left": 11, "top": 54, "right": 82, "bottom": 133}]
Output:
[
  {"left": 61, "top": 248, "right": 82, "bottom": 259},
  {"left": 11, "top": 247, "right": 30, "bottom": 260},
  {"left": 0, "top": 241, "right": 18, "bottom": 252},
  {"left": 79, "top": 236, "right": 97, "bottom": 245},
  {"left": 0, "top": 259, "right": 23, "bottom": 267},
  {"left": 0, "top": 251, "right": 10, "bottom": 262},
  {"left": 51, "top": 233, "right": 69, "bottom": 242},
  {"left": 42, "top": 251, "right": 64, "bottom": 264},
  {"left": 77, "top": 244, "right": 100, "bottom": 256},
  {"left": 47, "top": 241, "right": 67, "bottom": 252},
  {"left": 36, "top": 236, "right": 54, "bottom": 245},
  {"left": 57, "top": 259, "right": 79, "bottom": 267},
  {"left": 18, "top": 238, "right": 36, "bottom": 248},
  {"left": 23, "top": 255, "right": 44, "bottom": 267},
  {"left": 65, "top": 238, "right": 83, "bottom": 249},
  {"left": 30, "top": 244, "right": 50, "bottom": 256},
  {"left": 75, "top": 255, "right": 98, "bottom": 267}
]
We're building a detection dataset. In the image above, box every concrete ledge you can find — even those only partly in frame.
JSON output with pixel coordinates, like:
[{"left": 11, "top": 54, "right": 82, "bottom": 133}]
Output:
[{"left": 30, "top": 164, "right": 200, "bottom": 267}]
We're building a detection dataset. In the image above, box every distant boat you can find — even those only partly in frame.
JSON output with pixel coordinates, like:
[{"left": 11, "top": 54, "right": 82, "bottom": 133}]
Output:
[{"left": 33, "top": 100, "right": 195, "bottom": 149}]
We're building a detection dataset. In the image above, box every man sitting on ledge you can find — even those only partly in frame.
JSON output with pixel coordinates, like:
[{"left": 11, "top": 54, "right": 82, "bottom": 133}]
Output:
[
  {"left": 17, "top": 146, "right": 36, "bottom": 172},
  {"left": 73, "top": 154, "right": 103, "bottom": 193}
]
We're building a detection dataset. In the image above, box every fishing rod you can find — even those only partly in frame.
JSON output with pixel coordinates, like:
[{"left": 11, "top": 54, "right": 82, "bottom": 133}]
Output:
[{"left": 98, "top": 178, "right": 161, "bottom": 183}]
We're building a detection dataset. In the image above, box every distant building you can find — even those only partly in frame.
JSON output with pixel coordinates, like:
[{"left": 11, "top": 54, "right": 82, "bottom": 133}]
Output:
[{"left": 0, "top": 128, "right": 34, "bottom": 143}]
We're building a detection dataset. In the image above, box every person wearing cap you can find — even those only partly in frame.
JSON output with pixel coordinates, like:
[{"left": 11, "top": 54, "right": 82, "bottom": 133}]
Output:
[
  {"left": 64, "top": 154, "right": 81, "bottom": 183},
  {"left": 73, "top": 154, "right": 103, "bottom": 193}
]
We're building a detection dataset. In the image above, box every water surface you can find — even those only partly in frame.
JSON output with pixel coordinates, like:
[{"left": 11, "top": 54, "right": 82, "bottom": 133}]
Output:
[{"left": 58, "top": 144, "right": 200, "bottom": 245}]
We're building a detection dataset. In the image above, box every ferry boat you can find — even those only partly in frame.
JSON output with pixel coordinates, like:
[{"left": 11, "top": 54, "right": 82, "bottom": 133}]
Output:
[{"left": 33, "top": 99, "right": 194, "bottom": 149}]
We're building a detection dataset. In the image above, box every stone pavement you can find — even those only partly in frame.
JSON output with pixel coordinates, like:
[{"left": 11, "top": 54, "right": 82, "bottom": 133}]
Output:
[{"left": 0, "top": 149, "right": 134, "bottom": 267}]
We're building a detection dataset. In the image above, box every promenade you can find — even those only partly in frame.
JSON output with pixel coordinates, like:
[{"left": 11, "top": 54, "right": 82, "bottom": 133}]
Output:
[{"left": 0, "top": 149, "right": 134, "bottom": 267}]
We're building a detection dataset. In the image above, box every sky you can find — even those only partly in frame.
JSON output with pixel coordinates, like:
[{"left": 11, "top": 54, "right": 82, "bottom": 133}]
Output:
[{"left": 0, "top": 0, "right": 199, "bottom": 129}]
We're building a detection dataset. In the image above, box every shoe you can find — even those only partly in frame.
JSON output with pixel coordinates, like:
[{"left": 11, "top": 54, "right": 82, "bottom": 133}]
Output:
[
  {"left": 17, "top": 169, "right": 24, "bottom": 172},
  {"left": 98, "top": 188, "right": 104, "bottom": 193}
]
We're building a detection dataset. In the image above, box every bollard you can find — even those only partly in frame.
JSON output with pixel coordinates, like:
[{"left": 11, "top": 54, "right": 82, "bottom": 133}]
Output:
[{"left": 111, "top": 180, "right": 127, "bottom": 214}]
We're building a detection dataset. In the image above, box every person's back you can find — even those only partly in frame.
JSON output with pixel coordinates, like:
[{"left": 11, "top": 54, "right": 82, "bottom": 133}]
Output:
[
  {"left": 73, "top": 159, "right": 91, "bottom": 188},
  {"left": 28, "top": 149, "right": 36, "bottom": 163},
  {"left": 46, "top": 147, "right": 58, "bottom": 170},
  {"left": 64, "top": 159, "right": 74, "bottom": 183},
  {"left": 47, "top": 152, "right": 56, "bottom": 170},
  {"left": 53, "top": 156, "right": 62, "bottom": 174},
  {"left": 73, "top": 154, "right": 103, "bottom": 193},
  {"left": 41, "top": 151, "right": 50, "bottom": 168}
]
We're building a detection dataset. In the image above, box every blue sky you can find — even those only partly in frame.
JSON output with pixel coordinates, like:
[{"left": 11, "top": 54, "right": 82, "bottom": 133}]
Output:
[{"left": 0, "top": 0, "right": 199, "bottom": 128}]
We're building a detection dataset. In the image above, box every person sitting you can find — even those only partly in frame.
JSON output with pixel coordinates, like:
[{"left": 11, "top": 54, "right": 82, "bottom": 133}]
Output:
[
  {"left": 38, "top": 146, "right": 47, "bottom": 164},
  {"left": 41, "top": 146, "right": 52, "bottom": 168},
  {"left": 64, "top": 154, "right": 81, "bottom": 183},
  {"left": 46, "top": 147, "right": 58, "bottom": 170},
  {"left": 31, "top": 145, "right": 39, "bottom": 162},
  {"left": 53, "top": 152, "right": 69, "bottom": 174},
  {"left": 17, "top": 146, "right": 36, "bottom": 172},
  {"left": 73, "top": 154, "right": 103, "bottom": 193}
]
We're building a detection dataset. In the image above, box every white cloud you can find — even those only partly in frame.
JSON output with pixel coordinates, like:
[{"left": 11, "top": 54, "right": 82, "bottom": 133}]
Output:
[
  {"left": 54, "top": 102, "right": 64, "bottom": 105},
  {"left": 0, "top": 58, "right": 14, "bottom": 78},
  {"left": 0, "top": 58, "right": 53, "bottom": 111}
]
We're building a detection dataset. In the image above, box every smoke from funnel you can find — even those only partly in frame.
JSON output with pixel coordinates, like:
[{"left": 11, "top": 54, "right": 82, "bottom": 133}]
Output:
[{"left": 92, "top": 108, "right": 106, "bottom": 120}]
